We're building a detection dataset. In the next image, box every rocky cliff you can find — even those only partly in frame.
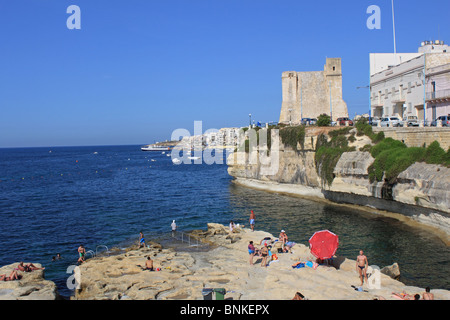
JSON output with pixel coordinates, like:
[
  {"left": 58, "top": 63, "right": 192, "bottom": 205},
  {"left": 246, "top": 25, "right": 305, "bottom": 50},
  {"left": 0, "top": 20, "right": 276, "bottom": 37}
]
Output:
[{"left": 227, "top": 128, "right": 450, "bottom": 238}]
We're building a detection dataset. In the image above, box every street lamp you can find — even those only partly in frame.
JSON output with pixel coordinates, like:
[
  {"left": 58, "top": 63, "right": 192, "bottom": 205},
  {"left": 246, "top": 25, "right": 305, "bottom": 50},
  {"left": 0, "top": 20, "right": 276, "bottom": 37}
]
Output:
[
  {"left": 249, "top": 114, "right": 252, "bottom": 127},
  {"left": 329, "top": 81, "right": 333, "bottom": 121}
]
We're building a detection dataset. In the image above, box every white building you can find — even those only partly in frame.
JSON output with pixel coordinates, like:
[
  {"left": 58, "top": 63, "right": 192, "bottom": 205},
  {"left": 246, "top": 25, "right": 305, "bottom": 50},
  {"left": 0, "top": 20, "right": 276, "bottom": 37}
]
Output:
[{"left": 370, "top": 41, "right": 450, "bottom": 123}]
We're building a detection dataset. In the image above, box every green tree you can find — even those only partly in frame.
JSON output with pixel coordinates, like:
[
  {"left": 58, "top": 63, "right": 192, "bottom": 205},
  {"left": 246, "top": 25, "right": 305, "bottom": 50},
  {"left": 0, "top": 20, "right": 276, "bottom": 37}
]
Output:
[{"left": 317, "top": 114, "right": 331, "bottom": 127}]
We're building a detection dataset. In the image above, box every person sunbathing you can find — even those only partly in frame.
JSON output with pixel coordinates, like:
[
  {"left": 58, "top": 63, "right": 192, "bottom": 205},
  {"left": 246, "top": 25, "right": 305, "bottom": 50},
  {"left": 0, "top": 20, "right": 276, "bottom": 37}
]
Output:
[
  {"left": 0, "top": 270, "right": 22, "bottom": 281},
  {"left": 17, "top": 262, "right": 45, "bottom": 272},
  {"left": 391, "top": 291, "right": 420, "bottom": 300}
]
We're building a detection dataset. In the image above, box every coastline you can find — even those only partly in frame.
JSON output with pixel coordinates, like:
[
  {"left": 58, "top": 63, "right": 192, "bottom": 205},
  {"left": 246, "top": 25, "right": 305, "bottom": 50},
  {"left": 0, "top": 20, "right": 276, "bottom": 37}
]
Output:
[
  {"left": 232, "top": 177, "right": 450, "bottom": 246},
  {"left": 70, "top": 223, "right": 450, "bottom": 300}
]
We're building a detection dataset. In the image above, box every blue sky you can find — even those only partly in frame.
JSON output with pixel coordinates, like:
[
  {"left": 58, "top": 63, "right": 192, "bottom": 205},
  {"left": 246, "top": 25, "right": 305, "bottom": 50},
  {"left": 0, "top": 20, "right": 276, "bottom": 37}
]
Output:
[{"left": 1, "top": 0, "right": 449, "bottom": 147}]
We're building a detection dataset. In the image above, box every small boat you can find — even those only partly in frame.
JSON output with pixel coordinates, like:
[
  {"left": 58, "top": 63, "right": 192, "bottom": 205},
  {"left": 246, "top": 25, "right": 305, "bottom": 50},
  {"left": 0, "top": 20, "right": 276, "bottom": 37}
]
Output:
[
  {"left": 172, "top": 158, "right": 181, "bottom": 164},
  {"left": 141, "top": 144, "right": 173, "bottom": 152}
]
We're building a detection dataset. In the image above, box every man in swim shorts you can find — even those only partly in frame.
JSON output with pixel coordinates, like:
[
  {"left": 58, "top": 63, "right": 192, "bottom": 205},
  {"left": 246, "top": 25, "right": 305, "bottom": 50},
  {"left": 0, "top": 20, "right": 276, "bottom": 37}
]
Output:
[
  {"left": 249, "top": 210, "right": 255, "bottom": 232},
  {"left": 356, "top": 250, "right": 368, "bottom": 286},
  {"left": 77, "top": 245, "right": 86, "bottom": 264}
]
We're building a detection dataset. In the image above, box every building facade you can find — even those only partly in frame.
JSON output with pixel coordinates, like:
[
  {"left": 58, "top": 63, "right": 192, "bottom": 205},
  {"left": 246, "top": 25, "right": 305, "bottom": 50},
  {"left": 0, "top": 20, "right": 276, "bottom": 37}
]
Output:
[
  {"left": 279, "top": 58, "right": 348, "bottom": 124},
  {"left": 370, "top": 41, "right": 450, "bottom": 123},
  {"left": 426, "top": 62, "right": 450, "bottom": 121}
]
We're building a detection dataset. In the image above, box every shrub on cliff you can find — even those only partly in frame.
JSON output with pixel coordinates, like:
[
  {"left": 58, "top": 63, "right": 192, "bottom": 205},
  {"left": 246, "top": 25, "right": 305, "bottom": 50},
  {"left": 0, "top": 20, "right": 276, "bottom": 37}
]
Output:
[
  {"left": 423, "top": 141, "right": 447, "bottom": 164},
  {"left": 370, "top": 138, "right": 406, "bottom": 157},
  {"left": 280, "top": 126, "right": 306, "bottom": 151},
  {"left": 315, "top": 131, "right": 355, "bottom": 186},
  {"left": 368, "top": 140, "right": 449, "bottom": 184},
  {"left": 355, "top": 119, "right": 384, "bottom": 143}
]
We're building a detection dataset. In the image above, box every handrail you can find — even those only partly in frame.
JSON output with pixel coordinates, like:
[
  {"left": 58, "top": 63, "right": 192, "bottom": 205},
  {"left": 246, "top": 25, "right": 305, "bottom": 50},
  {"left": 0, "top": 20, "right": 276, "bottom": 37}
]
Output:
[
  {"left": 96, "top": 245, "right": 110, "bottom": 256},
  {"left": 426, "top": 89, "right": 450, "bottom": 101},
  {"left": 85, "top": 250, "right": 95, "bottom": 259},
  {"left": 171, "top": 231, "right": 207, "bottom": 247}
]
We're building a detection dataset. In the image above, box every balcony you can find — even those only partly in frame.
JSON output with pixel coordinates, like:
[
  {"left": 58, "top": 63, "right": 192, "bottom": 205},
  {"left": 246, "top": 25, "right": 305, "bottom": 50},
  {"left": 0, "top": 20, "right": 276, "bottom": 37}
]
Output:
[
  {"left": 391, "top": 92, "right": 406, "bottom": 103},
  {"left": 426, "top": 89, "right": 450, "bottom": 102}
]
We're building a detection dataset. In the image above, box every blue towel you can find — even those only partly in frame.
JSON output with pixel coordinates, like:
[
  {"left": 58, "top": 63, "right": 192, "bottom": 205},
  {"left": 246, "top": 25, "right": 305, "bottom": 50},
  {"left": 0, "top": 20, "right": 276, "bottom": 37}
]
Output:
[{"left": 292, "top": 263, "right": 305, "bottom": 269}]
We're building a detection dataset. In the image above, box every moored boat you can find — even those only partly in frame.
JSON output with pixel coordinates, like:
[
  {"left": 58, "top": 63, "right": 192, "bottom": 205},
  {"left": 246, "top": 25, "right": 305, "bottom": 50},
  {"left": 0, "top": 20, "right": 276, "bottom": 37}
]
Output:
[{"left": 141, "top": 144, "right": 173, "bottom": 152}]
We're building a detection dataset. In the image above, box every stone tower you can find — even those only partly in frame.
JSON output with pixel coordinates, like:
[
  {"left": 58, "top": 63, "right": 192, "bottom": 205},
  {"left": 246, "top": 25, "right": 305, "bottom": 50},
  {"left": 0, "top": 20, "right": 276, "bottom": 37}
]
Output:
[{"left": 279, "top": 58, "right": 348, "bottom": 124}]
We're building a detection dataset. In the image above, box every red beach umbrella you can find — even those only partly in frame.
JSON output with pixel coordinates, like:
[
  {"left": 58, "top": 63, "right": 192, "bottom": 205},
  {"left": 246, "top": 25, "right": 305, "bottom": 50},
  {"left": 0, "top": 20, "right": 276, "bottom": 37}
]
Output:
[{"left": 309, "top": 230, "right": 339, "bottom": 260}]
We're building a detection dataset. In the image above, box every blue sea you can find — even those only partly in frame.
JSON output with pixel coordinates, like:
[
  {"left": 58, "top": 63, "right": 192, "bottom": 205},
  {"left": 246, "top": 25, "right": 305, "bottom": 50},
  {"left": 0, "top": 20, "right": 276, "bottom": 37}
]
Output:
[{"left": 0, "top": 145, "right": 448, "bottom": 298}]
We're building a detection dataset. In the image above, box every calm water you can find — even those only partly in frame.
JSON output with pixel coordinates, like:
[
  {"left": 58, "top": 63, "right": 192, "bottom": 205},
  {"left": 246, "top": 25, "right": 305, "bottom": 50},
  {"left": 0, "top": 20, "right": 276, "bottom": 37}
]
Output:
[{"left": 0, "top": 145, "right": 448, "bottom": 298}]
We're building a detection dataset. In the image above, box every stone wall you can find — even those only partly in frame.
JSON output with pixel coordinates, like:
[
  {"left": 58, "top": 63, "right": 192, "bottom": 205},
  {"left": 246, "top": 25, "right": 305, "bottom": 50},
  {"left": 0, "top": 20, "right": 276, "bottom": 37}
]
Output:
[{"left": 372, "top": 127, "right": 450, "bottom": 150}]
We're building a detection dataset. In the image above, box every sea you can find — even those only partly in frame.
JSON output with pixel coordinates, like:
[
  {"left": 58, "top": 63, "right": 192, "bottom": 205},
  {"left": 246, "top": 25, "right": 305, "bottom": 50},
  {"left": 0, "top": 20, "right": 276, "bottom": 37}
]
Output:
[{"left": 0, "top": 145, "right": 449, "bottom": 298}]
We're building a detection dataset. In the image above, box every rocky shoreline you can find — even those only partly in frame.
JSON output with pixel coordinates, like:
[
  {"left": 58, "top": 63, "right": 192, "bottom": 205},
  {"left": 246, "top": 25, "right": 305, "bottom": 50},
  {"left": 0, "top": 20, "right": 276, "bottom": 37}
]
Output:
[
  {"left": 0, "top": 263, "right": 59, "bottom": 300},
  {"left": 3, "top": 223, "right": 446, "bottom": 300}
]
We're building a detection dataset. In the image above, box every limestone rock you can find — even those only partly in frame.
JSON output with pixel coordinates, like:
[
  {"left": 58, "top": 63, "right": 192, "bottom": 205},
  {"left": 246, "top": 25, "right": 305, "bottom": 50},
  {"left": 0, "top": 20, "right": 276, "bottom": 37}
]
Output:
[
  {"left": 70, "top": 224, "right": 450, "bottom": 300},
  {"left": 381, "top": 263, "right": 401, "bottom": 280},
  {"left": 395, "top": 163, "right": 450, "bottom": 214},
  {"left": 0, "top": 263, "right": 59, "bottom": 300}
]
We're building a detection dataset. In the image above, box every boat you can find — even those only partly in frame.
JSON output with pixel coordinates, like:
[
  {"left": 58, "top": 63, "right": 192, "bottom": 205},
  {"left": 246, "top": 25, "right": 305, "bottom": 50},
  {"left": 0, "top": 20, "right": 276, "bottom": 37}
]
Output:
[
  {"left": 141, "top": 144, "right": 173, "bottom": 152},
  {"left": 172, "top": 158, "right": 181, "bottom": 164}
]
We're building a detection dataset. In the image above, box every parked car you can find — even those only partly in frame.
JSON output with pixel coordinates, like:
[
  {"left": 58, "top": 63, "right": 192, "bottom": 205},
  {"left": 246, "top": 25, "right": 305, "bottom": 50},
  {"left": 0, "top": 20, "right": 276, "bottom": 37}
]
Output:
[
  {"left": 405, "top": 115, "right": 419, "bottom": 127},
  {"left": 369, "top": 117, "right": 380, "bottom": 126},
  {"left": 336, "top": 117, "right": 354, "bottom": 126},
  {"left": 380, "top": 117, "right": 403, "bottom": 127},
  {"left": 301, "top": 118, "right": 315, "bottom": 125},
  {"left": 430, "top": 115, "right": 450, "bottom": 127}
]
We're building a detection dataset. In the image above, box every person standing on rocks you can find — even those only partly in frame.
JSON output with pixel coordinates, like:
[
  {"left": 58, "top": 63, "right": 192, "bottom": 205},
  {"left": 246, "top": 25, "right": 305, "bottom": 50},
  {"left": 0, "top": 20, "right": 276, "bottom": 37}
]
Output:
[
  {"left": 248, "top": 241, "right": 256, "bottom": 265},
  {"left": 356, "top": 250, "right": 369, "bottom": 286},
  {"left": 77, "top": 245, "right": 86, "bottom": 264},
  {"left": 260, "top": 244, "right": 269, "bottom": 267},
  {"left": 171, "top": 220, "right": 177, "bottom": 237},
  {"left": 249, "top": 210, "right": 256, "bottom": 232},
  {"left": 139, "top": 231, "right": 145, "bottom": 248}
]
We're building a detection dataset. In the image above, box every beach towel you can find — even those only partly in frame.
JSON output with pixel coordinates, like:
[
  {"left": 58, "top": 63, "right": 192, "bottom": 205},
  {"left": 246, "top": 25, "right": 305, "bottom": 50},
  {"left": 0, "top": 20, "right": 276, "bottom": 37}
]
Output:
[{"left": 292, "top": 262, "right": 305, "bottom": 269}]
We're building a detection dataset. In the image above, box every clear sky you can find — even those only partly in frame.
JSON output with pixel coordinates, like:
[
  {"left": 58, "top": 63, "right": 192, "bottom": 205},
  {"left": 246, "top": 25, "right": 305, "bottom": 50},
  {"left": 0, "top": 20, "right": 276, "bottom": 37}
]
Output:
[{"left": 1, "top": 0, "right": 449, "bottom": 147}]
